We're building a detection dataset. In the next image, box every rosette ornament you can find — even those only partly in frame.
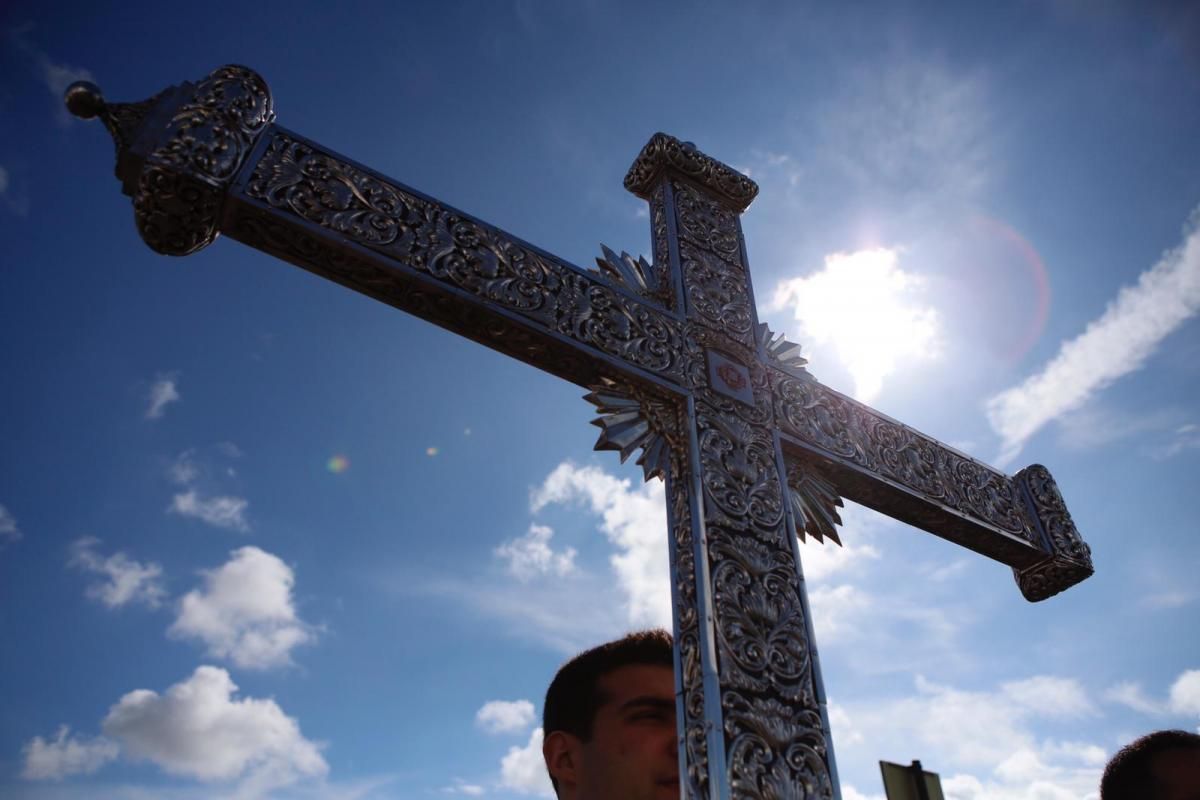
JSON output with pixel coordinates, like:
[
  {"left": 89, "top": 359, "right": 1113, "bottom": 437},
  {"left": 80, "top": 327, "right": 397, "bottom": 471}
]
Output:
[{"left": 65, "top": 65, "right": 275, "bottom": 256}]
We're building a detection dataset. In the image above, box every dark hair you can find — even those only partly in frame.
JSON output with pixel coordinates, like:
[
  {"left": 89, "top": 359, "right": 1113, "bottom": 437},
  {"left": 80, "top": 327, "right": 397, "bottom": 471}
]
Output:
[
  {"left": 1100, "top": 729, "right": 1200, "bottom": 800},
  {"left": 543, "top": 628, "right": 674, "bottom": 740}
]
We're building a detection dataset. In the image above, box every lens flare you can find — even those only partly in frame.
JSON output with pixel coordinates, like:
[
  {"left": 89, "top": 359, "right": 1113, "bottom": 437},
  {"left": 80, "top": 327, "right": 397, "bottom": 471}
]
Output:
[
  {"left": 426, "top": 447, "right": 438, "bottom": 457},
  {"left": 327, "top": 455, "right": 350, "bottom": 473},
  {"left": 971, "top": 215, "right": 1051, "bottom": 364}
]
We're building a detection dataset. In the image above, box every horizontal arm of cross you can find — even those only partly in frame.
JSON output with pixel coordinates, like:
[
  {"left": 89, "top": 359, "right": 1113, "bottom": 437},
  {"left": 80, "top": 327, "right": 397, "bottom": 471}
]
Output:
[
  {"left": 67, "top": 67, "right": 692, "bottom": 396},
  {"left": 227, "top": 127, "right": 691, "bottom": 391},
  {"left": 770, "top": 365, "right": 1093, "bottom": 601}
]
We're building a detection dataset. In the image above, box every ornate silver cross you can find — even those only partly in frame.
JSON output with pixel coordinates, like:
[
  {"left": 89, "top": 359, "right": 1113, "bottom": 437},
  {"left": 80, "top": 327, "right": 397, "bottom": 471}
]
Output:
[{"left": 67, "top": 65, "right": 1093, "bottom": 800}]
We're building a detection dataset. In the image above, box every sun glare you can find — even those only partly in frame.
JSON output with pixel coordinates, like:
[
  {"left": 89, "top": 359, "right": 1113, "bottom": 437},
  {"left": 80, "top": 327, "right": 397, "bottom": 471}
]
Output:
[{"left": 770, "top": 248, "right": 941, "bottom": 401}]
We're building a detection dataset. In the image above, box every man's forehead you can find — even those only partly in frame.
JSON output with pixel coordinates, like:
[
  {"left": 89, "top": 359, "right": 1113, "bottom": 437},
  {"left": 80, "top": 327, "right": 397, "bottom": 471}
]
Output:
[{"left": 596, "top": 664, "right": 675, "bottom": 705}]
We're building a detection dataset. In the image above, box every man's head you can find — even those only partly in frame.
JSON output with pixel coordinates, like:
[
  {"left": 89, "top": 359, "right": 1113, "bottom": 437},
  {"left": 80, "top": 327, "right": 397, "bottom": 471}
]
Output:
[
  {"left": 542, "top": 629, "right": 678, "bottom": 800},
  {"left": 1100, "top": 729, "right": 1200, "bottom": 800}
]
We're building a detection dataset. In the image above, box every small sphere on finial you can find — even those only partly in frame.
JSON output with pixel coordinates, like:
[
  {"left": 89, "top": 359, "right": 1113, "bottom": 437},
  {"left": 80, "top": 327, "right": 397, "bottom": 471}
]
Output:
[{"left": 65, "top": 81, "right": 105, "bottom": 119}]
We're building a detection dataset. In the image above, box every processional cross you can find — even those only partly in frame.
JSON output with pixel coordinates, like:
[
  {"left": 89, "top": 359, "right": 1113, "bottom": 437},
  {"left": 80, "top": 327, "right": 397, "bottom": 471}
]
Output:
[{"left": 67, "top": 67, "right": 1093, "bottom": 799}]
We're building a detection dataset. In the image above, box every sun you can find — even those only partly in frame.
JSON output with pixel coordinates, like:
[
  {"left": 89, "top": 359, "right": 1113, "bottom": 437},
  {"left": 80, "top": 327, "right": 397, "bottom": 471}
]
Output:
[{"left": 769, "top": 247, "right": 941, "bottom": 402}]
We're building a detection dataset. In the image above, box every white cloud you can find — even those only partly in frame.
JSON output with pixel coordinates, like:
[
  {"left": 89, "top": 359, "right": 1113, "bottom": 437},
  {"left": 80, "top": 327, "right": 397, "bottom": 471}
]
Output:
[
  {"left": 168, "top": 444, "right": 243, "bottom": 486},
  {"left": 476, "top": 699, "right": 536, "bottom": 734},
  {"left": 1141, "top": 589, "right": 1198, "bottom": 609},
  {"left": 146, "top": 373, "right": 181, "bottom": 420},
  {"left": 9, "top": 27, "right": 94, "bottom": 126},
  {"left": 495, "top": 524, "right": 577, "bottom": 581},
  {"left": 69, "top": 537, "right": 166, "bottom": 609},
  {"left": 814, "top": 58, "right": 994, "bottom": 206},
  {"left": 34, "top": 54, "right": 93, "bottom": 98},
  {"left": 1100, "top": 670, "right": 1200, "bottom": 723},
  {"left": 841, "top": 787, "right": 884, "bottom": 800},
  {"left": 1055, "top": 404, "right": 1180, "bottom": 451},
  {"left": 21, "top": 726, "right": 119, "bottom": 780},
  {"left": 169, "top": 490, "right": 250, "bottom": 532},
  {"left": 797, "top": 502, "right": 882, "bottom": 582},
  {"left": 769, "top": 248, "right": 941, "bottom": 402},
  {"left": 1153, "top": 422, "right": 1200, "bottom": 460},
  {"left": 499, "top": 727, "right": 553, "bottom": 797},
  {"left": 0, "top": 164, "right": 9, "bottom": 195},
  {"left": 442, "top": 778, "right": 486, "bottom": 795},
  {"left": 808, "top": 583, "right": 874, "bottom": 644},
  {"left": 412, "top": 571, "right": 628, "bottom": 656},
  {"left": 1169, "top": 669, "right": 1200, "bottom": 716},
  {"left": 169, "top": 546, "right": 315, "bottom": 670},
  {"left": 986, "top": 208, "right": 1200, "bottom": 466},
  {"left": 835, "top": 675, "right": 1105, "bottom": 800},
  {"left": 1104, "top": 681, "right": 1165, "bottom": 715},
  {"left": 530, "top": 462, "right": 670, "bottom": 628},
  {"left": 1000, "top": 676, "right": 1095, "bottom": 718},
  {"left": 827, "top": 701, "right": 864, "bottom": 746},
  {"left": 102, "top": 665, "right": 327, "bottom": 793},
  {"left": 0, "top": 503, "right": 22, "bottom": 545},
  {"left": 169, "top": 449, "right": 201, "bottom": 485}
]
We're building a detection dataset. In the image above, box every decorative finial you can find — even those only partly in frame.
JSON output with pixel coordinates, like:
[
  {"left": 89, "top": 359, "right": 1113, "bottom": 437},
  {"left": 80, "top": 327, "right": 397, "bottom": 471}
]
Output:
[{"left": 64, "top": 81, "right": 106, "bottom": 120}]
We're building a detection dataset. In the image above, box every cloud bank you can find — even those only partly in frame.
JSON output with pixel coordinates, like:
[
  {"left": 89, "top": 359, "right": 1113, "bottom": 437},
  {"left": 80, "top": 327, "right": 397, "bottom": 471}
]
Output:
[
  {"left": 499, "top": 727, "right": 553, "bottom": 796},
  {"left": 0, "top": 503, "right": 22, "bottom": 545},
  {"left": 169, "top": 546, "right": 315, "bottom": 669},
  {"left": 102, "top": 665, "right": 327, "bottom": 793},
  {"left": 495, "top": 524, "right": 577, "bottom": 581},
  {"left": 531, "top": 462, "right": 670, "bottom": 628},
  {"left": 69, "top": 537, "right": 166, "bottom": 609},
  {"left": 476, "top": 699, "right": 536, "bottom": 734},
  {"left": 146, "top": 373, "right": 181, "bottom": 420},
  {"left": 769, "top": 247, "right": 940, "bottom": 402},
  {"left": 169, "top": 490, "right": 250, "bottom": 532},
  {"left": 21, "top": 726, "right": 118, "bottom": 780},
  {"left": 987, "top": 208, "right": 1200, "bottom": 465}
]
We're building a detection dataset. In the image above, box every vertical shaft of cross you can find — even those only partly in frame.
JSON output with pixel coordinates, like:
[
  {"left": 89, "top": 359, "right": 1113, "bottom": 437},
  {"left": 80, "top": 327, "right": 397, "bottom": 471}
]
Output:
[{"left": 627, "top": 136, "right": 838, "bottom": 799}]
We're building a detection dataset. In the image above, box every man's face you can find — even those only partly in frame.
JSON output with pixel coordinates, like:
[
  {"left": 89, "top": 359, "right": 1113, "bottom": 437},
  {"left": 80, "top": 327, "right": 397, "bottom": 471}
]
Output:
[{"left": 572, "top": 664, "right": 679, "bottom": 800}]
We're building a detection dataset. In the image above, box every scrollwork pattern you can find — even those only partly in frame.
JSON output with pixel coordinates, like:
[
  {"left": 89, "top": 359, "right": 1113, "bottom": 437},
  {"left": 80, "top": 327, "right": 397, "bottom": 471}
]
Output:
[
  {"left": 650, "top": 185, "right": 674, "bottom": 308},
  {"left": 152, "top": 65, "right": 274, "bottom": 183},
  {"left": 110, "top": 65, "right": 276, "bottom": 256},
  {"left": 624, "top": 132, "right": 759, "bottom": 212},
  {"left": 696, "top": 397, "right": 785, "bottom": 536},
  {"left": 681, "top": 242, "right": 754, "bottom": 345},
  {"left": 244, "top": 132, "right": 691, "bottom": 384},
  {"left": 1017, "top": 465, "right": 1092, "bottom": 565},
  {"left": 725, "top": 693, "right": 833, "bottom": 800},
  {"left": 1012, "top": 464, "right": 1093, "bottom": 602},
  {"left": 674, "top": 181, "right": 742, "bottom": 264},
  {"left": 229, "top": 209, "right": 600, "bottom": 386},
  {"left": 773, "top": 369, "right": 1037, "bottom": 542},
  {"left": 134, "top": 167, "right": 222, "bottom": 256},
  {"left": 692, "top": 384, "right": 832, "bottom": 796},
  {"left": 667, "top": 438, "right": 710, "bottom": 800}
]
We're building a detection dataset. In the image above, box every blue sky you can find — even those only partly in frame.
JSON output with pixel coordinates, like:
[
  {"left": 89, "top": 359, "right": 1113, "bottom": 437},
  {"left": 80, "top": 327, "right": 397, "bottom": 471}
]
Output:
[{"left": 1, "top": 2, "right": 1199, "bottom": 798}]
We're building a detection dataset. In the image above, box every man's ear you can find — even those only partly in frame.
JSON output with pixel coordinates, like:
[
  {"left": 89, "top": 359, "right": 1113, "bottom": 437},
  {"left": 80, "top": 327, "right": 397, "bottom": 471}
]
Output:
[{"left": 543, "top": 730, "right": 581, "bottom": 792}]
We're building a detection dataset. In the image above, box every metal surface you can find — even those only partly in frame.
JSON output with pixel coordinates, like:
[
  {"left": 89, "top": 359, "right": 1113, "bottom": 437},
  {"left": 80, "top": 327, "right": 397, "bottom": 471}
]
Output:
[
  {"left": 879, "top": 760, "right": 945, "bottom": 800},
  {"left": 68, "top": 65, "right": 1095, "bottom": 800}
]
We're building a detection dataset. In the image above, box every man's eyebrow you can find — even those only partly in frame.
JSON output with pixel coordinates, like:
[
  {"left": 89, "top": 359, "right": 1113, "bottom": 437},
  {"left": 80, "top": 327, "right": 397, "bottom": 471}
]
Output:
[{"left": 618, "top": 696, "right": 676, "bottom": 714}]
